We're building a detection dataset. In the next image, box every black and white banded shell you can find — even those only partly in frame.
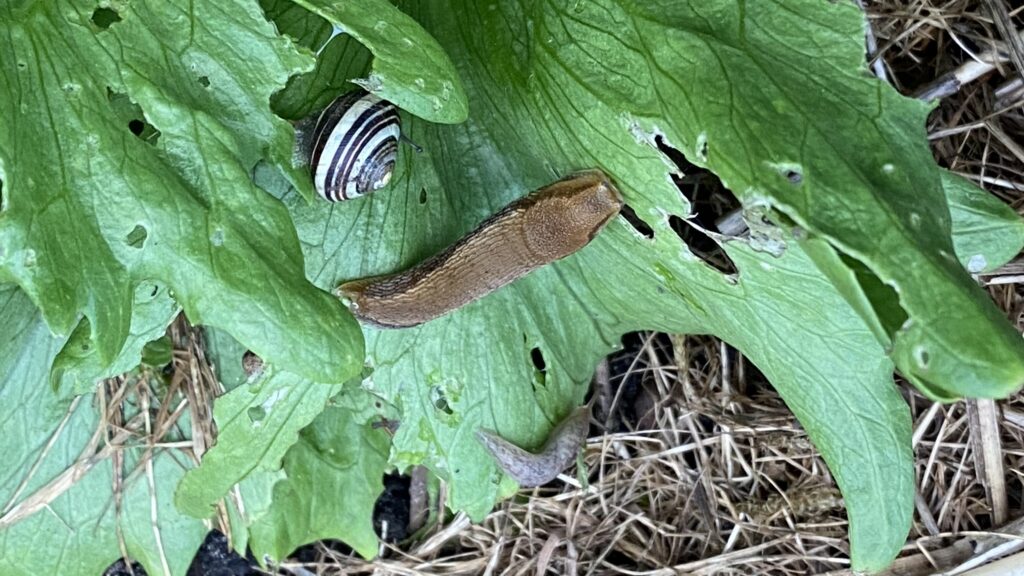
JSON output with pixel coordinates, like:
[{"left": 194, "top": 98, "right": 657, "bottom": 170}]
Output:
[{"left": 310, "top": 90, "right": 400, "bottom": 202}]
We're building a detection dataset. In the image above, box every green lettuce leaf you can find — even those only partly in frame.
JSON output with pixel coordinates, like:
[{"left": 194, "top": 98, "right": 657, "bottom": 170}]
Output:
[
  {"left": 0, "top": 285, "right": 206, "bottom": 576},
  {"left": 289, "top": 0, "right": 467, "bottom": 124},
  {"left": 0, "top": 0, "right": 363, "bottom": 384},
  {"left": 944, "top": 171, "right": 1024, "bottom": 273},
  {"left": 4, "top": 1, "right": 1024, "bottom": 573},
  {"left": 174, "top": 369, "right": 342, "bottom": 518},
  {"left": 248, "top": 389, "right": 390, "bottom": 561},
  {"left": 50, "top": 281, "right": 180, "bottom": 394}
]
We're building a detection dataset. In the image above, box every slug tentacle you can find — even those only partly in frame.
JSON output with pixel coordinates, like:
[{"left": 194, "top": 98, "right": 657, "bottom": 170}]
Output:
[
  {"left": 337, "top": 169, "right": 623, "bottom": 328},
  {"left": 475, "top": 403, "right": 591, "bottom": 487}
]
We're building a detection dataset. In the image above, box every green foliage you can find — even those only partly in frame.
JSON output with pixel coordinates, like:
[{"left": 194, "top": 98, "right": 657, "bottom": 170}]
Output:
[
  {"left": 51, "top": 281, "right": 179, "bottom": 394},
  {"left": 289, "top": 0, "right": 468, "bottom": 123},
  {"left": 0, "top": 0, "right": 363, "bottom": 384},
  {"left": 1, "top": 1, "right": 1023, "bottom": 575},
  {"left": 248, "top": 391, "right": 391, "bottom": 561},
  {"left": 174, "top": 370, "right": 343, "bottom": 519},
  {"left": 0, "top": 286, "right": 207, "bottom": 576}
]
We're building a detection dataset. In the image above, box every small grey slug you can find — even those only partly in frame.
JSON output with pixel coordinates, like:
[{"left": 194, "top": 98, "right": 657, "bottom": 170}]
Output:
[
  {"left": 307, "top": 89, "right": 401, "bottom": 201},
  {"left": 476, "top": 403, "right": 591, "bottom": 487},
  {"left": 337, "top": 169, "right": 623, "bottom": 328}
]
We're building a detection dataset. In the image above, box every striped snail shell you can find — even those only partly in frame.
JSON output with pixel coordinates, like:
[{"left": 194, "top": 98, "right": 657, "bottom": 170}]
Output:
[{"left": 309, "top": 89, "right": 400, "bottom": 202}]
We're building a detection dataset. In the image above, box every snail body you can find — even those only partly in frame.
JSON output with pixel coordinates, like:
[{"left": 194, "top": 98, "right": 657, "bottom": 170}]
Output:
[
  {"left": 337, "top": 169, "right": 623, "bottom": 328},
  {"left": 309, "top": 89, "right": 400, "bottom": 201}
]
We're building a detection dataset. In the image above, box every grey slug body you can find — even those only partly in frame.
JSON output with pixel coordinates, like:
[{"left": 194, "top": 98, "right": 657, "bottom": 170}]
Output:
[
  {"left": 476, "top": 403, "right": 591, "bottom": 487},
  {"left": 337, "top": 169, "right": 623, "bottom": 328}
]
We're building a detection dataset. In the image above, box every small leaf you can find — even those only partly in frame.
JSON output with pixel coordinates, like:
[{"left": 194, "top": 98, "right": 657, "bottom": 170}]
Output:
[
  {"left": 249, "top": 389, "right": 390, "bottom": 561},
  {"left": 174, "top": 368, "right": 342, "bottom": 519},
  {"left": 944, "top": 171, "right": 1024, "bottom": 273},
  {"left": 291, "top": 0, "right": 468, "bottom": 123},
  {"left": 263, "top": 0, "right": 375, "bottom": 120},
  {"left": 141, "top": 335, "right": 174, "bottom": 368}
]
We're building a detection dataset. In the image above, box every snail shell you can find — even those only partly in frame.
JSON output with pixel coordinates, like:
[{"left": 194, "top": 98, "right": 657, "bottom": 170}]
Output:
[{"left": 310, "top": 89, "right": 400, "bottom": 201}]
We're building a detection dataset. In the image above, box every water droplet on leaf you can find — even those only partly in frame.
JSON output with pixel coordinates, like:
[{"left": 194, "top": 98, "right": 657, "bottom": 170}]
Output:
[{"left": 967, "top": 254, "right": 987, "bottom": 274}]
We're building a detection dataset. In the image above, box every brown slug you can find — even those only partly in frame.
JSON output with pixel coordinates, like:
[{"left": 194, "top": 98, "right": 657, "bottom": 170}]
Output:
[
  {"left": 336, "top": 169, "right": 623, "bottom": 328},
  {"left": 475, "top": 402, "right": 591, "bottom": 487}
]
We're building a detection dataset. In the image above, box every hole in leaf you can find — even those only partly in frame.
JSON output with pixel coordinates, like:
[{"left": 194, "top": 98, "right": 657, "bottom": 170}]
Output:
[
  {"left": 529, "top": 345, "right": 548, "bottom": 390},
  {"left": 373, "top": 472, "right": 411, "bottom": 543},
  {"left": 197, "top": 75, "right": 211, "bottom": 88},
  {"left": 419, "top": 188, "right": 427, "bottom": 204},
  {"left": 656, "top": 136, "right": 742, "bottom": 230},
  {"left": 371, "top": 417, "right": 400, "bottom": 435},
  {"left": 620, "top": 204, "right": 654, "bottom": 239},
  {"left": 91, "top": 7, "right": 121, "bottom": 29},
  {"left": 840, "top": 253, "right": 907, "bottom": 336},
  {"left": 430, "top": 385, "right": 453, "bottom": 415},
  {"left": 126, "top": 118, "right": 159, "bottom": 144},
  {"left": 669, "top": 215, "right": 738, "bottom": 275},
  {"left": 246, "top": 405, "right": 267, "bottom": 422},
  {"left": 655, "top": 137, "right": 740, "bottom": 275},
  {"left": 107, "top": 88, "right": 161, "bottom": 145},
  {"left": 242, "top": 351, "right": 264, "bottom": 378},
  {"left": 124, "top": 224, "right": 148, "bottom": 249},
  {"left": 768, "top": 163, "right": 805, "bottom": 186},
  {"left": 530, "top": 346, "right": 547, "bottom": 373},
  {"left": 914, "top": 346, "right": 930, "bottom": 369},
  {"left": 138, "top": 281, "right": 161, "bottom": 302},
  {"left": 656, "top": 135, "right": 702, "bottom": 174}
]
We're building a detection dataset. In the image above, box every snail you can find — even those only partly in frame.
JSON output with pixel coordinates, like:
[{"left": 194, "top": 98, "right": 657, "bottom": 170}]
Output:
[
  {"left": 336, "top": 169, "right": 624, "bottom": 328},
  {"left": 475, "top": 401, "right": 591, "bottom": 487},
  {"left": 307, "top": 89, "right": 402, "bottom": 202}
]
